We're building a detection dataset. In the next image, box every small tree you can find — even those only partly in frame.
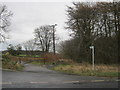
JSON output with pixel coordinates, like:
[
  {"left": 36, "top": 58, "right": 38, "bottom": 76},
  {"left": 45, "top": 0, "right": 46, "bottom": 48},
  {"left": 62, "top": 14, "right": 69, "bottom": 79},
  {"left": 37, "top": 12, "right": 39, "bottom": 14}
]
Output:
[
  {"left": 7, "top": 44, "right": 22, "bottom": 56},
  {"left": 22, "top": 39, "right": 37, "bottom": 55},
  {"left": 7, "top": 44, "right": 15, "bottom": 55},
  {"left": 22, "top": 39, "right": 36, "bottom": 51},
  {"left": 15, "top": 44, "right": 22, "bottom": 55}
]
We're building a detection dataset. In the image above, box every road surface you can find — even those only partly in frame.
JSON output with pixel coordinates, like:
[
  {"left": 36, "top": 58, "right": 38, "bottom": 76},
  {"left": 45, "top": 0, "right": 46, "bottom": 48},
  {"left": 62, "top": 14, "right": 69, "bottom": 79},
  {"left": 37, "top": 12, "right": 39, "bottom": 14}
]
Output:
[{"left": 2, "top": 64, "right": 119, "bottom": 88}]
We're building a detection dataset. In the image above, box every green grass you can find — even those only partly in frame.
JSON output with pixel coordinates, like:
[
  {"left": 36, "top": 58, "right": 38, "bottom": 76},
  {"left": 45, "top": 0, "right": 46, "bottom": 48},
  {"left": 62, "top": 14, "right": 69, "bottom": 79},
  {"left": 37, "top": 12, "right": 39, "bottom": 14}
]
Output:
[
  {"left": 52, "top": 68, "right": 119, "bottom": 77},
  {"left": 31, "top": 61, "right": 44, "bottom": 65},
  {"left": 94, "top": 72, "right": 120, "bottom": 77},
  {"left": 33, "top": 55, "right": 41, "bottom": 58},
  {"left": 19, "top": 54, "right": 27, "bottom": 57},
  {"left": 19, "top": 54, "right": 41, "bottom": 57},
  {"left": 74, "top": 70, "right": 120, "bottom": 77},
  {"left": 31, "top": 61, "right": 54, "bottom": 65}
]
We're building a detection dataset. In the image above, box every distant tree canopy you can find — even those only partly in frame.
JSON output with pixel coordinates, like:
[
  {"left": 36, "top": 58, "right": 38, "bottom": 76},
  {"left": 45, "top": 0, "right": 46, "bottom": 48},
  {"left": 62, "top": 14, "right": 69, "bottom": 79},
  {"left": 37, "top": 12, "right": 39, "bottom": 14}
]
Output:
[
  {"left": 0, "top": 5, "right": 13, "bottom": 43},
  {"left": 22, "top": 39, "right": 37, "bottom": 51},
  {"left": 7, "top": 44, "right": 22, "bottom": 56},
  {"left": 59, "top": 2, "right": 119, "bottom": 64}
]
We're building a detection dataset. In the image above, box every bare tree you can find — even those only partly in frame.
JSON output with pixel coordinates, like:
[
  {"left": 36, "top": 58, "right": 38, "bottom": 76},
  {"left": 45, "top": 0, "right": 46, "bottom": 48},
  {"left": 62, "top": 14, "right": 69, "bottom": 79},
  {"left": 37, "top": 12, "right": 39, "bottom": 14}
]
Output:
[
  {"left": 0, "top": 5, "right": 13, "bottom": 42},
  {"left": 22, "top": 39, "right": 36, "bottom": 51},
  {"left": 34, "top": 25, "right": 53, "bottom": 53}
]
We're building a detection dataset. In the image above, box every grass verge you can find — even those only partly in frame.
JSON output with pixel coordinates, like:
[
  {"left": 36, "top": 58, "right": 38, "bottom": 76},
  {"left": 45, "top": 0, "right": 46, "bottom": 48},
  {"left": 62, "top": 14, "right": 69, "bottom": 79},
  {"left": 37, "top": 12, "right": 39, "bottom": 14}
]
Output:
[
  {"left": 2, "top": 54, "right": 24, "bottom": 71},
  {"left": 52, "top": 63, "right": 119, "bottom": 77},
  {"left": 25, "top": 58, "right": 120, "bottom": 77},
  {"left": 2, "top": 61, "right": 24, "bottom": 71}
]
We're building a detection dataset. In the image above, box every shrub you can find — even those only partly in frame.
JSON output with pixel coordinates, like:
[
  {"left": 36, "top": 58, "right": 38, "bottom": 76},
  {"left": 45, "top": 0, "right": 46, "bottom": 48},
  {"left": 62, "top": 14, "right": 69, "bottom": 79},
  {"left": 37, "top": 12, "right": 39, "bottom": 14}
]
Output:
[
  {"left": 2, "top": 53, "right": 24, "bottom": 71},
  {"left": 2, "top": 53, "right": 11, "bottom": 62},
  {"left": 43, "top": 53, "right": 61, "bottom": 63}
]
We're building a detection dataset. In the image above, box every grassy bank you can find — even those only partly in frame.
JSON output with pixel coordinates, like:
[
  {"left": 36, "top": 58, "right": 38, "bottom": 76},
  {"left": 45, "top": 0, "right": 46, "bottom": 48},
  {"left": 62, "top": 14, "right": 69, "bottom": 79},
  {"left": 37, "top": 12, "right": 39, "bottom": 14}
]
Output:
[
  {"left": 2, "top": 54, "right": 24, "bottom": 71},
  {"left": 52, "top": 63, "right": 119, "bottom": 77},
  {"left": 2, "top": 61, "right": 24, "bottom": 71},
  {"left": 31, "top": 60, "right": 119, "bottom": 77}
]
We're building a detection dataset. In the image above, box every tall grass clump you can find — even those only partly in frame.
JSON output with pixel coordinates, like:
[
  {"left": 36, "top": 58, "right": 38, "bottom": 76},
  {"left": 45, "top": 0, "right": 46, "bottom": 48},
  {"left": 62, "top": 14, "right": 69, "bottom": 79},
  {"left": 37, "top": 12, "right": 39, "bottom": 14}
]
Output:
[{"left": 52, "top": 61, "right": 119, "bottom": 77}]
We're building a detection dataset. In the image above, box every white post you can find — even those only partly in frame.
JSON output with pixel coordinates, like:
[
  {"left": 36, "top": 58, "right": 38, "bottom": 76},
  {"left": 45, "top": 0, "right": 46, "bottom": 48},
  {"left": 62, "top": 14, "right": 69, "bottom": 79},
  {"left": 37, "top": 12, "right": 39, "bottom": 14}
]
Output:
[
  {"left": 92, "top": 46, "right": 95, "bottom": 70},
  {"left": 90, "top": 46, "right": 95, "bottom": 70}
]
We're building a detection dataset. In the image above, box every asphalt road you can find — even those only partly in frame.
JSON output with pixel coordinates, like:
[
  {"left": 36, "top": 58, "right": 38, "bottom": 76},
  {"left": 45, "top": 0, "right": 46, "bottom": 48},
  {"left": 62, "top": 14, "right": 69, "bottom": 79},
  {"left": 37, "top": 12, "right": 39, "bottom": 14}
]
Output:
[{"left": 2, "top": 64, "right": 119, "bottom": 88}]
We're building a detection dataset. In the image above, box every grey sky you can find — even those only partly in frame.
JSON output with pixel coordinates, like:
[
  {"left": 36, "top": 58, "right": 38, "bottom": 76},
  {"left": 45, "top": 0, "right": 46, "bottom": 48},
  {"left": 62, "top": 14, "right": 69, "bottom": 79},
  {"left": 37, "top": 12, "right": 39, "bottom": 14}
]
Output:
[
  {"left": 5, "top": 2, "right": 70, "bottom": 41},
  {"left": 0, "top": 0, "right": 113, "bottom": 51},
  {"left": 0, "top": 2, "right": 72, "bottom": 50}
]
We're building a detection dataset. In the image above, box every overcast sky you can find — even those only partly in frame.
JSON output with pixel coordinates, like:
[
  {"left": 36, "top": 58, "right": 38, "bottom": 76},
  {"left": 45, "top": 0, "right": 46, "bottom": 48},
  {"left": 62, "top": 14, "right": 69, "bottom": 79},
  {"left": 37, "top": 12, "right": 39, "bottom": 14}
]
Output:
[{"left": 0, "top": 0, "right": 113, "bottom": 51}]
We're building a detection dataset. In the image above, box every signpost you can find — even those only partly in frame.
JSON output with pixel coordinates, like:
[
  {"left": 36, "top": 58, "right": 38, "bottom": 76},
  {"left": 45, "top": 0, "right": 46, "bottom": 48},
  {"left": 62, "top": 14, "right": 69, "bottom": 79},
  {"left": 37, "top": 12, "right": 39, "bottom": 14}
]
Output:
[{"left": 90, "top": 46, "right": 95, "bottom": 70}]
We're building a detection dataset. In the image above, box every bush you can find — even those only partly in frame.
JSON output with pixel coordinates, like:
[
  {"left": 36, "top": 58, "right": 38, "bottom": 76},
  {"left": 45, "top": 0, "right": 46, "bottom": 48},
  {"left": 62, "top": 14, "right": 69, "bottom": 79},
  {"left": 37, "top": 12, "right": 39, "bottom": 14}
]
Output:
[
  {"left": 2, "top": 53, "right": 24, "bottom": 71},
  {"left": 43, "top": 53, "right": 61, "bottom": 63},
  {"left": 2, "top": 52, "right": 11, "bottom": 62}
]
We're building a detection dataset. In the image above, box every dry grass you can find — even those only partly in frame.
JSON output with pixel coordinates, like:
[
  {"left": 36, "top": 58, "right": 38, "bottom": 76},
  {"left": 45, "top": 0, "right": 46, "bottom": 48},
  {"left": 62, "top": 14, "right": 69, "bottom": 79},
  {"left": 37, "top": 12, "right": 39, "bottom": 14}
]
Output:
[
  {"left": 9, "top": 56, "right": 43, "bottom": 62},
  {"left": 3, "top": 61, "right": 24, "bottom": 71},
  {"left": 54, "top": 63, "right": 118, "bottom": 72},
  {"left": 95, "top": 64, "right": 118, "bottom": 72},
  {"left": 43, "top": 53, "right": 61, "bottom": 62},
  {"left": 53, "top": 62, "right": 119, "bottom": 77},
  {"left": 2, "top": 55, "right": 24, "bottom": 71}
]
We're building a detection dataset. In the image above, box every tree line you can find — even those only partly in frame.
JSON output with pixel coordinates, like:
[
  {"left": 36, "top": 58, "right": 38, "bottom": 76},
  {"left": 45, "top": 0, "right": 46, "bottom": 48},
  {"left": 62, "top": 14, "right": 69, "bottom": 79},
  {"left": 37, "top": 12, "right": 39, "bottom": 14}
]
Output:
[
  {"left": 59, "top": 2, "right": 119, "bottom": 64},
  {"left": 0, "top": 4, "right": 57, "bottom": 55},
  {"left": 1, "top": 2, "right": 119, "bottom": 64},
  {"left": 6, "top": 25, "right": 57, "bottom": 55}
]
